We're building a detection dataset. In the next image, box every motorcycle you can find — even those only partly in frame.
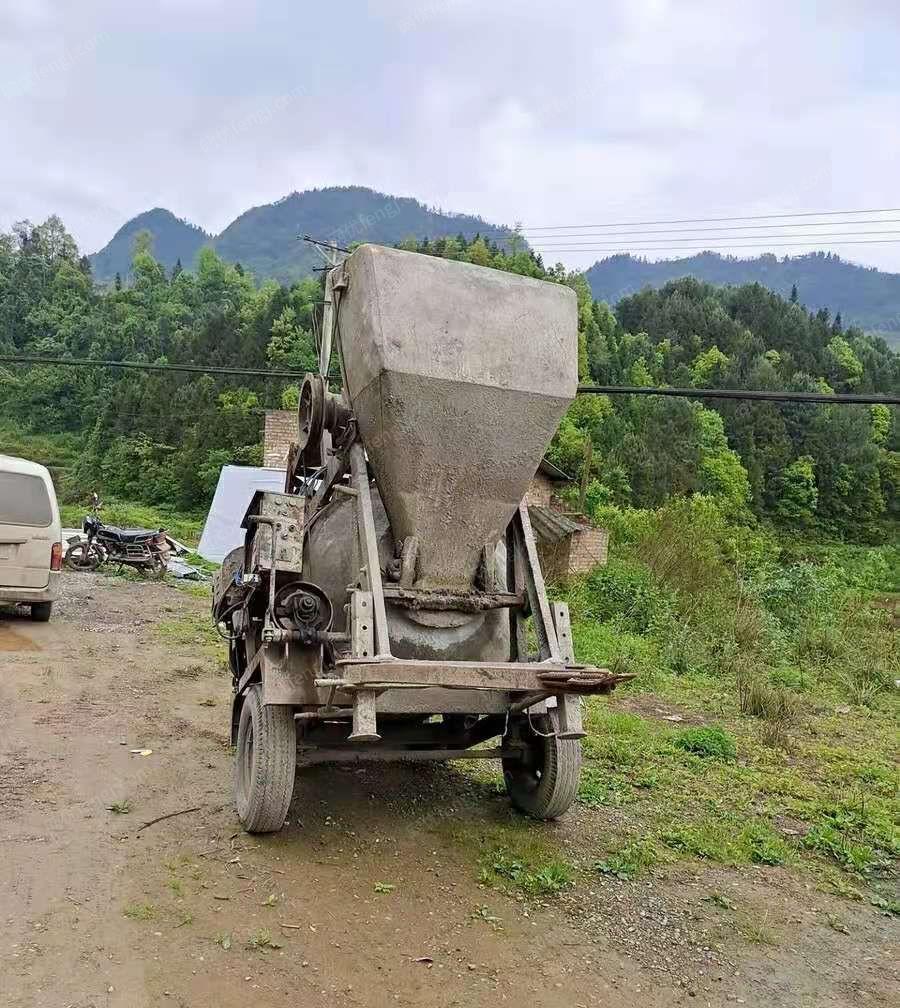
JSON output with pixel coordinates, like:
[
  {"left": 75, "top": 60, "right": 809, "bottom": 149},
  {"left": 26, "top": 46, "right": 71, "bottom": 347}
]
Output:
[{"left": 64, "top": 495, "right": 171, "bottom": 578}]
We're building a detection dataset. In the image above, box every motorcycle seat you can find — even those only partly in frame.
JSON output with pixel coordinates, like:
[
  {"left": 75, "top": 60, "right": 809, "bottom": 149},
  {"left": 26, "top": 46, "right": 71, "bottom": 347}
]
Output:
[{"left": 100, "top": 525, "right": 160, "bottom": 543}]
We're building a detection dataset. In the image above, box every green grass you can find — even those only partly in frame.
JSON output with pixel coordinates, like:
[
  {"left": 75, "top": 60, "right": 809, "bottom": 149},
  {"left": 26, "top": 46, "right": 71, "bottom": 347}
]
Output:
[
  {"left": 246, "top": 929, "right": 282, "bottom": 951},
  {"left": 123, "top": 902, "right": 156, "bottom": 921},
  {"left": 59, "top": 497, "right": 204, "bottom": 546},
  {"left": 0, "top": 424, "right": 205, "bottom": 545},
  {"left": 155, "top": 611, "right": 224, "bottom": 659},
  {"left": 573, "top": 689, "right": 897, "bottom": 886},
  {"left": 435, "top": 820, "right": 576, "bottom": 897},
  {"left": 0, "top": 420, "right": 80, "bottom": 475}
]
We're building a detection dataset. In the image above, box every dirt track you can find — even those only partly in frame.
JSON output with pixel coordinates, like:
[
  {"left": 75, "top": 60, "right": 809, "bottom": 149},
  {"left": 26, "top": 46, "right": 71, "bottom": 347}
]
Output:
[{"left": 0, "top": 574, "right": 895, "bottom": 1007}]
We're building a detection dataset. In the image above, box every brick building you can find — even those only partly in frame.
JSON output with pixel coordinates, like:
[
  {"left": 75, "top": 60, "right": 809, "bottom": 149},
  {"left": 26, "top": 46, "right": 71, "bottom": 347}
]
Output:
[
  {"left": 263, "top": 411, "right": 608, "bottom": 579},
  {"left": 263, "top": 410, "right": 297, "bottom": 469},
  {"left": 526, "top": 460, "right": 609, "bottom": 579}
]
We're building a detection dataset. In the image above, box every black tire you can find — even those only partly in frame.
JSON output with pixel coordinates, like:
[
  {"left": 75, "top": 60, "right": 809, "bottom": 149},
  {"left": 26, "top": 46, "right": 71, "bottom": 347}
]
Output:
[
  {"left": 502, "top": 707, "right": 582, "bottom": 820},
  {"left": 144, "top": 556, "right": 167, "bottom": 580},
  {"left": 234, "top": 683, "right": 296, "bottom": 833},
  {"left": 30, "top": 601, "right": 53, "bottom": 622},
  {"left": 64, "top": 542, "right": 102, "bottom": 571}
]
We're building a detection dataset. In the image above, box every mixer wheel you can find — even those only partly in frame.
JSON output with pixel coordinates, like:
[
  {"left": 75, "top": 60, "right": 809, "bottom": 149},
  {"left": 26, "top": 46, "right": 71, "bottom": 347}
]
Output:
[
  {"left": 502, "top": 707, "right": 582, "bottom": 820},
  {"left": 234, "top": 684, "right": 296, "bottom": 833}
]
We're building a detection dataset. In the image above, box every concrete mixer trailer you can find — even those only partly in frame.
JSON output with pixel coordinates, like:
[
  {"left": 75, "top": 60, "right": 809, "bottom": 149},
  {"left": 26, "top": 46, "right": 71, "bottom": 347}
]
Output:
[{"left": 213, "top": 244, "right": 629, "bottom": 833}]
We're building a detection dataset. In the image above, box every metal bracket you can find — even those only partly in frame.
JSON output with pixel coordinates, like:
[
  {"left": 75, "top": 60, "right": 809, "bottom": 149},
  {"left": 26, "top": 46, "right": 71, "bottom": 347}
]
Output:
[
  {"left": 349, "top": 590, "right": 375, "bottom": 659},
  {"left": 349, "top": 442, "right": 392, "bottom": 660},
  {"left": 508, "top": 504, "right": 561, "bottom": 662},
  {"left": 551, "top": 602, "right": 585, "bottom": 739}
]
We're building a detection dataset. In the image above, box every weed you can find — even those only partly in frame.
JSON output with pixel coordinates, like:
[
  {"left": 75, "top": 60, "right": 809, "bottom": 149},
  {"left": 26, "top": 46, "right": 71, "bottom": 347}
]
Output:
[
  {"left": 175, "top": 912, "right": 194, "bottom": 928},
  {"left": 156, "top": 612, "right": 223, "bottom": 658},
  {"left": 802, "top": 824, "right": 879, "bottom": 874},
  {"left": 123, "top": 902, "right": 155, "bottom": 921},
  {"left": 479, "top": 847, "right": 574, "bottom": 895},
  {"left": 672, "top": 725, "right": 736, "bottom": 761},
  {"left": 173, "top": 664, "right": 204, "bottom": 679},
  {"left": 261, "top": 892, "right": 281, "bottom": 906},
  {"left": 736, "top": 911, "right": 775, "bottom": 944},
  {"left": 470, "top": 905, "right": 503, "bottom": 929},
  {"left": 738, "top": 675, "right": 803, "bottom": 723},
  {"left": 870, "top": 895, "right": 900, "bottom": 917},
  {"left": 708, "top": 892, "right": 737, "bottom": 911},
  {"left": 166, "top": 877, "right": 184, "bottom": 897},
  {"left": 662, "top": 819, "right": 790, "bottom": 867},
  {"left": 373, "top": 882, "right": 396, "bottom": 894},
  {"left": 247, "top": 929, "right": 282, "bottom": 951},
  {"left": 824, "top": 913, "right": 850, "bottom": 935},
  {"left": 107, "top": 799, "right": 131, "bottom": 814},
  {"left": 748, "top": 829, "right": 790, "bottom": 866},
  {"left": 214, "top": 933, "right": 232, "bottom": 950},
  {"left": 594, "top": 839, "right": 661, "bottom": 880}
]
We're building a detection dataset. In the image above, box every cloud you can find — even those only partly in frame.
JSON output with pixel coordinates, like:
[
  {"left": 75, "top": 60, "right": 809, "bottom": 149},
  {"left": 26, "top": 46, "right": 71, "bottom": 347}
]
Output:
[{"left": 1, "top": 0, "right": 899, "bottom": 272}]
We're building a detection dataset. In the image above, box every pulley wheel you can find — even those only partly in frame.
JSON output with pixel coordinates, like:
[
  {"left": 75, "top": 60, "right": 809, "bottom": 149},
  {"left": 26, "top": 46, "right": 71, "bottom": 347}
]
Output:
[{"left": 296, "top": 373, "right": 325, "bottom": 467}]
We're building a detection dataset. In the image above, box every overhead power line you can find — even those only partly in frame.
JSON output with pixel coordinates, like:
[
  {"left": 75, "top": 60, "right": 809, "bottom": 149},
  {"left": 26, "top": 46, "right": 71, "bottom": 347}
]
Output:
[
  {"left": 576, "top": 385, "right": 898, "bottom": 406},
  {"left": 0, "top": 355, "right": 303, "bottom": 380},
  {"left": 1, "top": 355, "right": 896, "bottom": 406},
  {"left": 504, "top": 206, "right": 900, "bottom": 232},
  {"left": 489, "top": 217, "right": 900, "bottom": 241},
  {"left": 528, "top": 238, "right": 900, "bottom": 255},
  {"left": 522, "top": 229, "right": 900, "bottom": 248}
]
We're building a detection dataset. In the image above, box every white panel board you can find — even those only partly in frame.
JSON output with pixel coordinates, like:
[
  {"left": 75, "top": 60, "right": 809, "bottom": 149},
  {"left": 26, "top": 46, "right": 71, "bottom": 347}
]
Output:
[{"left": 197, "top": 465, "right": 285, "bottom": 563}]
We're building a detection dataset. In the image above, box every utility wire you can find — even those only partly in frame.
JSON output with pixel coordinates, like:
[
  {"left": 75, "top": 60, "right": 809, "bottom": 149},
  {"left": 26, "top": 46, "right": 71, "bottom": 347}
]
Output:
[
  {"left": 494, "top": 206, "right": 900, "bottom": 233},
  {"left": 528, "top": 239, "right": 900, "bottom": 256},
  {"left": 525, "top": 230, "right": 900, "bottom": 248},
  {"left": 1, "top": 355, "right": 896, "bottom": 406},
  {"left": 0, "top": 355, "right": 303, "bottom": 380},
  {"left": 489, "top": 217, "right": 900, "bottom": 240},
  {"left": 576, "top": 385, "right": 898, "bottom": 406}
]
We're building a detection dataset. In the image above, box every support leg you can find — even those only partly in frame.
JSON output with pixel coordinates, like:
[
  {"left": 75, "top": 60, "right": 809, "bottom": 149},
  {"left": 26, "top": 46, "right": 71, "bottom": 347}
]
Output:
[{"left": 348, "top": 689, "right": 380, "bottom": 743}]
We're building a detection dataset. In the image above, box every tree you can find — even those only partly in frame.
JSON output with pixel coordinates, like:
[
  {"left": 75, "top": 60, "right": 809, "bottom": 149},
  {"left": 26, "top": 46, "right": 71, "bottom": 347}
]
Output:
[{"left": 774, "top": 456, "right": 818, "bottom": 526}]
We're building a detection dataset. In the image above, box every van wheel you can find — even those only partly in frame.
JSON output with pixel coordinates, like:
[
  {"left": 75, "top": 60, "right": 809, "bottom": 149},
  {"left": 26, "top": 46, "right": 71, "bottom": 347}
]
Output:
[
  {"left": 502, "top": 708, "right": 581, "bottom": 820},
  {"left": 30, "top": 602, "right": 53, "bottom": 622},
  {"left": 234, "top": 684, "right": 296, "bottom": 833}
]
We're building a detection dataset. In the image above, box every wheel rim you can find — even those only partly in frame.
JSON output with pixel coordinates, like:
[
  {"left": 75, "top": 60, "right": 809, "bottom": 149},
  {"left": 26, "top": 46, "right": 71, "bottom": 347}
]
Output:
[
  {"left": 505, "top": 719, "right": 547, "bottom": 795},
  {"left": 70, "top": 545, "right": 97, "bottom": 569}
]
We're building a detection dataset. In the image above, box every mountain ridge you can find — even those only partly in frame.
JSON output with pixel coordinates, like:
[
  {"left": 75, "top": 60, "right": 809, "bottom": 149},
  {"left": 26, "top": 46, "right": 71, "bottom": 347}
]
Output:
[
  {"left": 89, "top": 185, "right": 515, "bottom": 285},
  {"left": 585, "top": 251, "right": 900, "bottom": 340},
  {"left": 89, "top": 189, "right": 900, "bottom": 341}
]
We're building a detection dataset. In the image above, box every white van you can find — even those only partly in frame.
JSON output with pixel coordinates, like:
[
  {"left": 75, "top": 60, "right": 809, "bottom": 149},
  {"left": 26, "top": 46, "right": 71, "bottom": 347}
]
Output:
[{"left": 0, "top": 455, "right": 62, "bottom": 621}]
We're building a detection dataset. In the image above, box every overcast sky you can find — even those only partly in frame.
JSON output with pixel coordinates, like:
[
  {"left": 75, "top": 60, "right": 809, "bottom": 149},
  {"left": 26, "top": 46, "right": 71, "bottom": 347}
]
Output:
[{"left": 2, "top": 0, "right": 899, "bottom": 271}]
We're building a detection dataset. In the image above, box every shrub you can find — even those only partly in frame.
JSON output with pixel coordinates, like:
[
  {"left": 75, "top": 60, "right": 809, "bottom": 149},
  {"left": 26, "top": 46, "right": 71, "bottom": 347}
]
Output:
[
  {"left": 672, "top": 725, "right": 736, "bottom": 761},
  {"left": 738, "top": 676, "right": 803, "bottom": 723},
  {"left": 572, "top": 558, "right": 677, "bottom": 635}
]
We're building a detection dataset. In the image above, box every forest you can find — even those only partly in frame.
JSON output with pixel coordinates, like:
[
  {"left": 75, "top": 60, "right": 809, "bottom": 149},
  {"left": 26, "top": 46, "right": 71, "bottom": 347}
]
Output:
[
  {"left": 585, "top": 250, "right": 900, "bottom": 340},
  {"left": 1, "top": 215, "right": 896, "bottom": 544}
]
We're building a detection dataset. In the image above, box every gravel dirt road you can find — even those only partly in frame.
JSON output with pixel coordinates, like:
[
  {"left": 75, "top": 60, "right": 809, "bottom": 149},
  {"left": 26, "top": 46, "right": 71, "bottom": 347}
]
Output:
[{"left": 1, "top": 573, "right": 895, "bottom": 1007}]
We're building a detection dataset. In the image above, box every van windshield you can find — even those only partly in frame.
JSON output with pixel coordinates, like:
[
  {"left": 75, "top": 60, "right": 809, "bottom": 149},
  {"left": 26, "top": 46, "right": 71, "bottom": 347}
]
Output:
[{"left": 0, "top": 472, "right": 53, "bottom": 527}]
